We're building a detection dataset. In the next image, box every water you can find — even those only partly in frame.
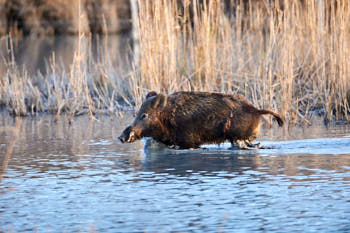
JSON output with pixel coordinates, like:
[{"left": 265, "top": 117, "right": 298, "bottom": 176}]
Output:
[
  {"left": 0, "top": 34, "right": 132, "bottom": 74},
  {"left": 1, "top": 113, "right": 350, "bottom": 232}
]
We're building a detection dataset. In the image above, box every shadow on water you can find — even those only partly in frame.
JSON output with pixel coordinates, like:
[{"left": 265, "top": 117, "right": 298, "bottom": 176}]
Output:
[
  {"left": 141, "top": 138, "right": 350, "bottom": 178},
  {"left": 143, "top": 144, "right": 262, "bottom": 176}
]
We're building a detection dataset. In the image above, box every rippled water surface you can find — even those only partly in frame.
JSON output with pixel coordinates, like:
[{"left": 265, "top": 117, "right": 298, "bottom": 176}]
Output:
[{"left": 1, "top": 114, "right": 350, "bottom": 232}]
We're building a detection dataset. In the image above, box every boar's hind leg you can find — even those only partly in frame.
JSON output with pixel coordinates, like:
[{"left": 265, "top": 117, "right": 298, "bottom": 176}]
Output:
[
  {"left": 230, "top": 140, "right": 243, "bottom": 149},
  {"left": 230, "top": 140, "right": 259, "bottom": 150},
  {"left": 244, "top": 140, "right": 260, "bottom": 149}
]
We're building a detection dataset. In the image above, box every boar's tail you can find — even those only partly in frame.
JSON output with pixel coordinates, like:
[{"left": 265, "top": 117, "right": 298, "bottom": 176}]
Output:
[{"left": 258, "top": 109, "right": 284, "bottom": 127}]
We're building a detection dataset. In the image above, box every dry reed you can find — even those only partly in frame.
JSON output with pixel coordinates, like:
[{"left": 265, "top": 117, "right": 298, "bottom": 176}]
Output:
[
  {"left": 0, "top": 0, "right": 349, "bottom": 124},
  {"left": 0, "top": 117, "right": 22, "bottom": 193},
  {"left": 133, "top": 0, "right": 350, "bottom": 123}
]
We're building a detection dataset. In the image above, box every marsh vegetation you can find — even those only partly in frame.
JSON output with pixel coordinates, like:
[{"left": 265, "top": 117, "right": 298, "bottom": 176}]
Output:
[{"left": 0, "top": 0, "right": 349, "bottom": 124}]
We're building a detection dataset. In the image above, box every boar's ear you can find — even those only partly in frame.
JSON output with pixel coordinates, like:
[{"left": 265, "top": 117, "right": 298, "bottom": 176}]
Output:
[
  {"left": 153, "top": 94, "right": 167, "bottom": 109},
  {"left": 146, "top": 91, "right": 157, "bottom": 99}
]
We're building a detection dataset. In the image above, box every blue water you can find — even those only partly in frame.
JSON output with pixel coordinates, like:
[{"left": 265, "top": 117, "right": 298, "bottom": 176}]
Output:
[{"left": 1, "top": 115, "right": 350, "bottom": 232}]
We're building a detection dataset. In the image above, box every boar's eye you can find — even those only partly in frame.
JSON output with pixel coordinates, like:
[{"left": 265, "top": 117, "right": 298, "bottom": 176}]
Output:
[{"left": 140, "top": 113, "right": 148, "bottom": 120}]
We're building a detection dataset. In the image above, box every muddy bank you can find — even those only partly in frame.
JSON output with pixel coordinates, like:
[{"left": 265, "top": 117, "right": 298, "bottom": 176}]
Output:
[{"left": 0, "top": 0, "right": 131, "bottom": 35}]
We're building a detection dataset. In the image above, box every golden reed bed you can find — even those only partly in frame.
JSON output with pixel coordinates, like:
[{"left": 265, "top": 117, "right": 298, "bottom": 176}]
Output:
[{"left": 0, "top": 0, "right": 349, "bottom": 125}]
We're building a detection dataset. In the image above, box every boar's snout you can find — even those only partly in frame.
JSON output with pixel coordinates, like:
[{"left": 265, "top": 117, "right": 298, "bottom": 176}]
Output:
[
  {"left": 118, "top": 135, "right": 127, "bottom": 143},
  {"left": 119, "top": 126, "right": 137, "bottom": 143}
]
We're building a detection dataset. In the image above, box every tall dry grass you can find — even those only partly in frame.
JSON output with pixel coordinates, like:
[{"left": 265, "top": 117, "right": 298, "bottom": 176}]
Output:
[
  {"left": 0, "top": 0, "right": 349, "bottom": 124},
  {"left": 0, "top": 34, "right": 133, "bottom": 118},
  {"left": 134, "top": 0, "right": 350, "bottom": 123}
]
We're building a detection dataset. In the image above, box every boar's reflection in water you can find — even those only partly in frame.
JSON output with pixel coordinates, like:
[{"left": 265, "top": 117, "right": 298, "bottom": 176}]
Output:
[
  {"left": 119, "top": 91, "right": 284, "bottom": 149},
  {"left": 142, "top": 141, "right": 262, "bottom": 176}
]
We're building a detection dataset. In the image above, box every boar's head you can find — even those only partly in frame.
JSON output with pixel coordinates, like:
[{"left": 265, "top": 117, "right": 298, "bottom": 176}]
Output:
[{"left": 119, "top": 92, "right": 166, "bottom": 143}]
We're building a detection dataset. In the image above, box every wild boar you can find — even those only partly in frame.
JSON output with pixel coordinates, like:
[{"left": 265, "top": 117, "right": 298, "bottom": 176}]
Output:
[{"left": 119, "top": 91, "right": 284, "bottom": 149}]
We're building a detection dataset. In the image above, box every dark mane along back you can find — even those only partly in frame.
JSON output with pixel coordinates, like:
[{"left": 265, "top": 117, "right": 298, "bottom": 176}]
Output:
[{"left": 166, "top": 92, "right": 238, "bottom": 124}]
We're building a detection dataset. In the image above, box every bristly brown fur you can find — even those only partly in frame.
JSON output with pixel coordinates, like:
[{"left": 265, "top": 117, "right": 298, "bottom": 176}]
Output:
[{"left": 119, "top": 91, "right": 284, "bottom": 149}]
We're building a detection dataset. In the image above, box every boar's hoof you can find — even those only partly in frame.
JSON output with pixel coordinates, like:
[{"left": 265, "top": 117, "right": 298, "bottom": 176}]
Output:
[{"left": 168, "top": 145, "right": 181, "bottom": 150}]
